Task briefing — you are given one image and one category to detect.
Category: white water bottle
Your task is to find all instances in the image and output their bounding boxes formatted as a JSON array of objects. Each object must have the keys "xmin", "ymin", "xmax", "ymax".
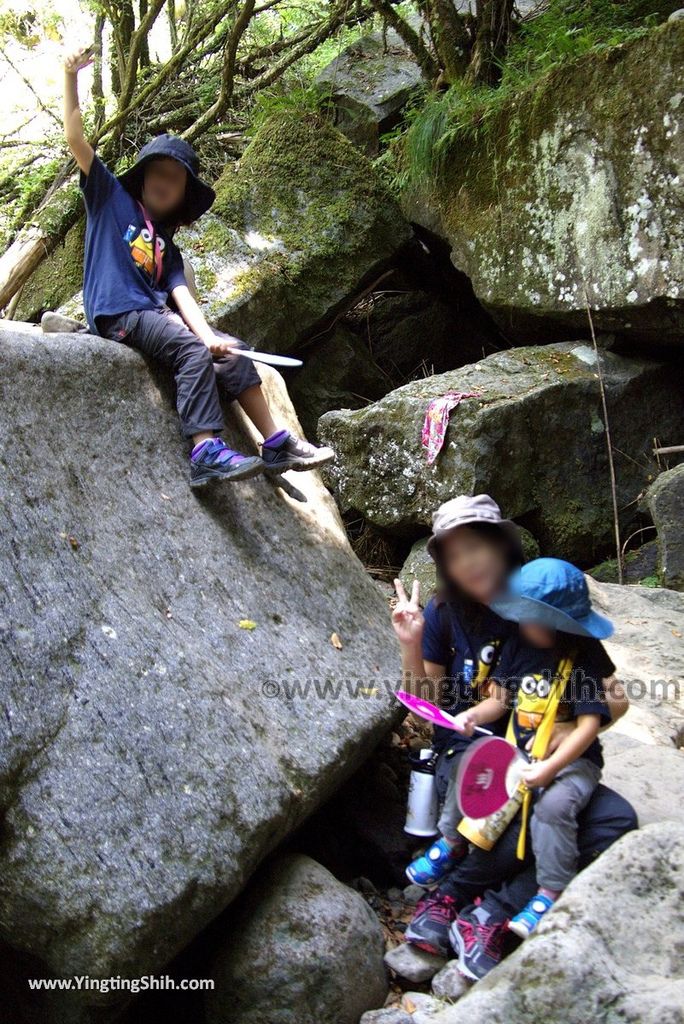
[{"xmin": 404, "ymin": 749, "xmax": 439, "ymax": 837}]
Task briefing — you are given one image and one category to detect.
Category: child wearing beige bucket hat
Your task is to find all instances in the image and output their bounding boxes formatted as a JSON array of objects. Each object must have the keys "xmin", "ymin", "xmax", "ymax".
[{"xmin": 394, "ymin": 495, "xmax": 524, "ymax": 891}]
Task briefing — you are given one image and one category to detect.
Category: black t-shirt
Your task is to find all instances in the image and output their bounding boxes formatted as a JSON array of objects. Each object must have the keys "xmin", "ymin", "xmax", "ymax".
[
  {"xmin": 493, "ymin": 634, "xmax": 615, "ymax": 768},
  {"xmin": 422, "ymin": 597, "xmax": 515, "ymax": 751}
]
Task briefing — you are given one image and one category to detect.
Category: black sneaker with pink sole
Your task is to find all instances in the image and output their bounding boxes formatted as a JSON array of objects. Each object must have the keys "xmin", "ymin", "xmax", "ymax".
[
  {"xmin": 449, "ymin": 906, "xmax": 507, "ymax": 980},
  {"xmin": 404, "ymin": 891, "xmax": 459, "ymax": 957}
]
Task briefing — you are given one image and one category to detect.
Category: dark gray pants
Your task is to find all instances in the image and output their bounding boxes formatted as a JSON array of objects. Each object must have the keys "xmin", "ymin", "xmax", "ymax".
[
  {"xmin": 100, "ymin": 307, "xmax": 261, "ymax": 438},
  {"xmin": 531, "ymin": 758, "xmax": 601, "ymax": 891}
]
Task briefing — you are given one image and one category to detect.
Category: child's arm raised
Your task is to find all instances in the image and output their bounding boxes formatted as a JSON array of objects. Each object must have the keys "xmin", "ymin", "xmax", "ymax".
[
  {"xmin": 171, "ymin": 284, "xmax": 241, "ymax": 358},
  {"xmin": 64, "ymin": 47, "xmax": 95, "ymax": 174},
  {"xmin": 521, "ymin": 713, "xmax": 601, "ymax": 789}
]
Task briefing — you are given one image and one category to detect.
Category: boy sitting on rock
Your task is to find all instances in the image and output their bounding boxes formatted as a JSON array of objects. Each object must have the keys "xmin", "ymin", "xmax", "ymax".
[{"xmin": 63, "ymin": 46, "xmax": 333, "ymax": 488}]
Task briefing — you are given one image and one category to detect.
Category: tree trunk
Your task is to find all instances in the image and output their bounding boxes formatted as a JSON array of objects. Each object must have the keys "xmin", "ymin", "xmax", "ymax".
[
  {"xmin": 139, "ymin": 0, "xmax": 151, "ymax": 67},
  {"xmin": 469, "ymin": 0, "xmax": 514, "ymax": 85},
  {"xmin": 92, "ymin": 14, "xmax": 106, "ymax": 126},
  {"xmin": 368, "ymin": 0, "xmax": 439, "ymax": 82},
  {"xmin": 0, "ymin": 190, "xmax": 82, "ymax": 313},
  {"xmin": 427, "ymin": 0, "xmax": 472, "ymax": 83}
]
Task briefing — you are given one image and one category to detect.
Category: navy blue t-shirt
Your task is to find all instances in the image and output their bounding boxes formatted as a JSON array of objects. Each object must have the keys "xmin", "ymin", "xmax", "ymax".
[
  {"xmin": 422, "ymin": 597, "xmax": 514, "ymax": 752},
  {"xmin": 80, "ymin": 156, "xmax": 187, "ymax": 333},
  {"xmin": 494, "ymin": 635, "xmax": 614, "ymax": 768}
]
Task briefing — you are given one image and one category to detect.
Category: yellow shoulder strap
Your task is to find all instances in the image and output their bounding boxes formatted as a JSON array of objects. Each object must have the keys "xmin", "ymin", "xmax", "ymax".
[{"xmin": 513, "ymin": 653, "xmax": 575, "ymax": 860}]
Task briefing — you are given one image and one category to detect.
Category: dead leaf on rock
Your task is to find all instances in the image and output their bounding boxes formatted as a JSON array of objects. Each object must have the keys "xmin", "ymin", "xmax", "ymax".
[{"xmin": 330, "ymin": 632, "xmax": 343, "ymax": 650}]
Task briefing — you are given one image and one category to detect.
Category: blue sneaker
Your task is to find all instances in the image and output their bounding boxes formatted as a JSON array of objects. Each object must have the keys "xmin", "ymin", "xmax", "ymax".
[
  {"xmin": 190, "ymin": 438, "xmax": 264, "ymax": 487},
  {"xmin": 261, "ymin": 430, "xmax": 335, "ymax": 474},
  {"xmin": 508, "ymin": 893, "xmax": 555, "ymax": 939},
  {"xmin": 406, "ymin": 837, "xmax": 466, "ymax": 887}
]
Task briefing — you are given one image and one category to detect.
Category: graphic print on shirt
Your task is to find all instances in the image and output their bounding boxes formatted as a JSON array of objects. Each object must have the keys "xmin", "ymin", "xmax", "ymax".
[
  {"xmin": 124, "ymin": 224, "xmax": 165, "ymax": 280},
  {"xmin": 473, "ymin": 639, "xmax": 501, "ymax": 692},
  {"xmin": 462, "ymin": 639, "xmax": 502, "ymax": 701},
  {"xmin": 514, "ymin": 673, "xmax": 553, "ymax": 731}
]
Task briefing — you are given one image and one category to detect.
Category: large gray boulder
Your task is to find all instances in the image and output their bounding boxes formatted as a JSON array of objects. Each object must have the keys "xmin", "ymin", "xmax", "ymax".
[
  {"xmin": 316, "ymin": 31, "xmax": 423, "ymax": 156},
  {"xmin": 428, "ymin": 822, "xmax": 684, "ymax": 1024},
  {"xmin": 318, "ymin": 342, "xmax": 684, "ymax": 563},
  {"xmin": 644, "ymin": 464, "xmax": 684, "ymax": 590},
  {"xmin": 403, "ymin": 21, "xmax": 684, "ymax": 346},
  {"xmin": 205, "ymin": 854, "xmax": 388, "ymax": 1024},
  {"xmin": 601, "ymin": 736, "xmax": 684, "ymax": 826},
  {"xmin": 0, "ymin": 324, "xmax": 398, "ymax": 1018},
  {"xmin": 588, "ymin": 578, "xmax": 684, "ymax": 747}
]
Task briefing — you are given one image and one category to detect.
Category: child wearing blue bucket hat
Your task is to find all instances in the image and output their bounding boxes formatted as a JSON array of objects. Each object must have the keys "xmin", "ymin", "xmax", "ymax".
[
  {"xmin": 63, "ymin": 47, "xmax": 333, "ymax": 487},
  {"xmin": 446, "ymin": 558, "xmax": 615, "ymax": 946}
]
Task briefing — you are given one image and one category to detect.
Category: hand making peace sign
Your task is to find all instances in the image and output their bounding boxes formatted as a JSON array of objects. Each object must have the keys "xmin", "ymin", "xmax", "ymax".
[{"xmin": 392, "ymin": 578, "xmax": 424, "ymax": 647}]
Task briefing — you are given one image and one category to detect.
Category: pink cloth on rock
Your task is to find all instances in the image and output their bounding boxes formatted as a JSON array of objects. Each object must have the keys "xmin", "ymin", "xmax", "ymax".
[{"xmin": 421, "ymin": 391, "xmax": 479, "ymax": 464}]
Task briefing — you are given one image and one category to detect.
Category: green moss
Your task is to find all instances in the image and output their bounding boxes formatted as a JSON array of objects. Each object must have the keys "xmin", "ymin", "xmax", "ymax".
[
  {"xmin": 397, "ymin": 2, "xmax": 678, "ymax": 190},
  {"xmin": 213, "ymin": 110, "xmax": 397, "ymax": 264},
  {"xmin": 639, "ymin": 574, "xmax": 663, "ymax": 588},
  {"xmin": 16, "ymin": 219, "xmax": 86, "ymax": 322},
  {"xmin": 590, "ymin": 547, "xmax": 662, "ymax": 585}
]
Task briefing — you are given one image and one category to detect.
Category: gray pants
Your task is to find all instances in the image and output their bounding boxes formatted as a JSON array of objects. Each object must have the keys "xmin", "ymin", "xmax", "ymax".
[
  {"xmin": 438, "ymin": 756, "xmax": 464, "ymax": 841},
  {"xmin": 531, "ymin": 758, "xmax": 601, "ymax": 891},
  {"xmin": 99, "ymin": 307, "xmax": 261, "ymax": 438}
]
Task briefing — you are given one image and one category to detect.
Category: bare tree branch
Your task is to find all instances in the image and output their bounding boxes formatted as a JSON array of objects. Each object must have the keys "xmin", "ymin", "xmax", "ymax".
[{"xmin": 183, "ymin": 0, "xmax": 256, "ymax": 140}]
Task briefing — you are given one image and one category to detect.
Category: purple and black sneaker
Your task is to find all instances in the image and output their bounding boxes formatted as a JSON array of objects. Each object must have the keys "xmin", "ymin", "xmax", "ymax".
[
  {"xmin": 190, "ymin": 437, "xmax": 264, "ymax": 487},
  {"xmin": 261, "ymin": 430, "xmax": 335, "ymax": 474}
]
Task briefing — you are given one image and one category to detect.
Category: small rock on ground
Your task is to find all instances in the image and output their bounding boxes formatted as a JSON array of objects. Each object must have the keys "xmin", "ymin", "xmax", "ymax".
[
  {"xmin": 402, "ymin": 992, "xmax": 448, "ymax": 1022},
  {"xmin": 431, "ymin": 960, "xmax": 472, "ymax": 1001},
  {"xmin": 360, "ymin": 1010, "xmax": 413, "ymax": 1024},
  {"xmin": 385, "ymin": 942, "xmax": 447, "ymax": 982}
]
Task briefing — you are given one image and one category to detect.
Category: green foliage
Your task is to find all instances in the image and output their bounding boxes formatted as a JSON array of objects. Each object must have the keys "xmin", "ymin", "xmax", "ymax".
[
  {"xmin": 396, "ymin": 0, "xmax": 669, "ymax": 188},
  {"xmin": 639, "ymin": 574, "xmax": 663, "ymax": 588},
  {"xmin": 249, "ymin": 87, "xmax": 326, "ymax": 134}
]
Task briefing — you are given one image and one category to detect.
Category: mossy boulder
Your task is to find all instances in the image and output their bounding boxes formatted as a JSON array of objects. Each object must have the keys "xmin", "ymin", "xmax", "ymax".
[
  {"xmin": 403, "ymin": 22, "xmax": 684, "ymax": 345},
  {"xmin": 178, "ymin": 110, "xmax": 412, "ymax": 351},
  {"xmin": 588, "ymin": 541, "xmax": 660, "ymax": 585},
  {"xmin": 318, "ymin": 342, "xmax": 684, "ymax": 564},
  {"xmin": 14, "ymin": 220, "xmax": 85, "ymax": 322},
  {"xmin": 315, "ymin": 30, "xmax": 423, "ymax": 156},
  {"xmin": 205, "ymin": 854, "xmax": 387, "ymax": 1024},
  {"xmin": 644, "ymin": 463, "xmax": 684, "ymax": 588}
]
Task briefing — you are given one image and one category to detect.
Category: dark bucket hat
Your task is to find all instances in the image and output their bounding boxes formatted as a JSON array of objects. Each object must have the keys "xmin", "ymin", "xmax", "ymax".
[
  {"xmin": 118, "ymin": 134, "xmax": 216, "ymax": 224},
  {"xmin": 490, "ymin": 558, "xmax": 614, "ymax": 639}
]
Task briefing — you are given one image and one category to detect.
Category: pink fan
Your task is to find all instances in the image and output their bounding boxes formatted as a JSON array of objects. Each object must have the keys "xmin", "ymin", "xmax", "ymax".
[
  {"xmin": 455, "ymin": 736, "xmax": 527, "ymax": 819},
  {"xmin": 394, "ymin": 690, "xmax": 493, "ymax": 736}
]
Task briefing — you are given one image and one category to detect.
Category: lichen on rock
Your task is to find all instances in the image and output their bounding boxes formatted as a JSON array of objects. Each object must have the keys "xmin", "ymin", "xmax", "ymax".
[
  {"xmin": 318, "ymin": 341, "xmax": 684, "ymax": 563},
  {"xmin": 403, "ymin": 21, "xmax": 684, "ymax": 345}
]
